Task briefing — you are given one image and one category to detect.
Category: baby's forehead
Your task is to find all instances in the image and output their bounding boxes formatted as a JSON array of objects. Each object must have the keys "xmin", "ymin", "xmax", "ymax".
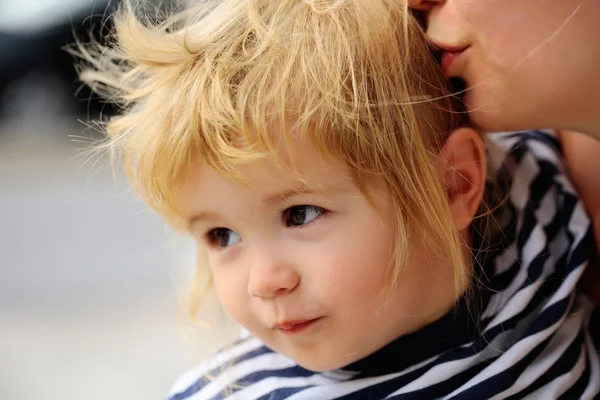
[
  {"xmin": 188, "ymin": 146, "xmax": 353, "ymax": 194},
  {"xmin": 191, "ymin": 126, "xmax": 347, "ymax": 177}
]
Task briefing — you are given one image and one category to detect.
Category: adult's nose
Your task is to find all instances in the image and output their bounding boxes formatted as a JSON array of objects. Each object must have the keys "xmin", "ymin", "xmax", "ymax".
[{"xmin": 407, "ymin": 0, "xmax": 445, "ymax": 11}]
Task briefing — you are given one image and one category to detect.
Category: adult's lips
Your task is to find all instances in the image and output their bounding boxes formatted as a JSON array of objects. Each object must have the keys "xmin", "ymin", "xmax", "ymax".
[{"xmin": 429, "ymin": 42, "xmax": 470, "ymax": 76}]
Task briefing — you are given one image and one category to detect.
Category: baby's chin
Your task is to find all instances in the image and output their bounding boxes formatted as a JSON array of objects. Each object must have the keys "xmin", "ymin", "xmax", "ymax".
[
  {"xmin": 260, "ymin": 335, "xmax": 379, "ymax": 373},
  {"xmin": 282, "ymin": 350, "xmax": 360, "ymax": 373}
]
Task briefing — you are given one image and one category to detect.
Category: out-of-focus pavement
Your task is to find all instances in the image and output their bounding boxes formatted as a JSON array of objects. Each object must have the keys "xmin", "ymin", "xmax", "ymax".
[{"xmin": 0, "ymin": 119, "xmax": 234, "ymax": 400}]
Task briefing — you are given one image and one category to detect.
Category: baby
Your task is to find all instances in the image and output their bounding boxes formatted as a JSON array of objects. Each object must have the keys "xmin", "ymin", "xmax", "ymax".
[{"xmin": 76, "ymin": 0, "xmax": 600, "ymax": 398}]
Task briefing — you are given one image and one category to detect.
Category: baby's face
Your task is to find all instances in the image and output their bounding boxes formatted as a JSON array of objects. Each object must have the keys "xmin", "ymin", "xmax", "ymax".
[{"xmin": 179, "ymin": 140, "xmax": 459, "ymax": 371}]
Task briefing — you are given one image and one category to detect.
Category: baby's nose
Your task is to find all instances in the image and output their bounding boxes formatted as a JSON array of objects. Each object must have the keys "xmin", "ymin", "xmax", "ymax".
[{"xmin": 247, "ymin": 254, "xmax": 300, "ymax": 299}]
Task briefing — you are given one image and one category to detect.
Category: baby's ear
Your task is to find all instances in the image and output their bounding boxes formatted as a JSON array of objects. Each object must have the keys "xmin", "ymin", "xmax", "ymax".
[{"xmin": 435, "ymin": 128, "xmax": 487, "ymax": 231}]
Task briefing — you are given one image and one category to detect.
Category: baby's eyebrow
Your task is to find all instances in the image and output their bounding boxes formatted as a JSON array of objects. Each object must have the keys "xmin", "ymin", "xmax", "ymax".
[
  {"xmin": 186, "ymin": 188, "xmax": 321, "ymax": 228},
  {"xmin": 262, "ymin": 186, "xmax": 321, "ymax": 205},
  {"xmin": 187, "ymin": 183, "xmax": 352, "ymax": 230},
  {"xmin": 187, "ymin": 211, "xmax": 222, "ymax": 230},
  {"xmin": 262, "ymin": 172, "xmax": 363, "ymax": 205}
]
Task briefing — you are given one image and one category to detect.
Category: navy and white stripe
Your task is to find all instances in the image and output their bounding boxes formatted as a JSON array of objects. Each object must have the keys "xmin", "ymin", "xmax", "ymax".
[{"xmin": 169, "ymin": 130, "xmax": 600, "ymax": 400}]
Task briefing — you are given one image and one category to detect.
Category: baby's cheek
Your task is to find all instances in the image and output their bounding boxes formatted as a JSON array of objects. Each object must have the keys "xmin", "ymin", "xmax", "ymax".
[
  {"xmin": 212, "ymin": 271, "xmax": 251, "ymax": 324},
  {"xmin": 318, "ymin": 248, "xmax": 390, "ymax": 303}
]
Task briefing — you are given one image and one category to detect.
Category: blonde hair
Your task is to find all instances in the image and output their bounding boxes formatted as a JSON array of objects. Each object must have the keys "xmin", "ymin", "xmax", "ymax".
[{"xmin": 75, "ymin": 0, "xmax": 470, "ymax": 314}]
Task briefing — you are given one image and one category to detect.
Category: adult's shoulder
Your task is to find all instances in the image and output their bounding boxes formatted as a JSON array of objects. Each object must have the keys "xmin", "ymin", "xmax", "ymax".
[{"xmin": 557, "ymin": 130, "xmax": 600, "ymax": 304}]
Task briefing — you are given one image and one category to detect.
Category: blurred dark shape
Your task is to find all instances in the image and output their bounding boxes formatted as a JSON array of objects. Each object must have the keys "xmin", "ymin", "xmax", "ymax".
[{"xmin": 0, "ymin": 0, "xmax": 120, "ymax": 121}]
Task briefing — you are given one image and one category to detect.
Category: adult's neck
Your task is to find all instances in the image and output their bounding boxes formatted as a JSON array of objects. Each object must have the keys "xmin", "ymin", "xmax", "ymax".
[
  {"xmin": 562, "ymin": 79, "xmax": 600, "ymax": 141},
  {"xmin": 561, "ymin": 10, "xmax": 600, "ymax": 141}
]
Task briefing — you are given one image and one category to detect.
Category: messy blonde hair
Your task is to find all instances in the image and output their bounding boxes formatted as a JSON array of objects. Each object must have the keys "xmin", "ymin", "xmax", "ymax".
[{"xmin": 76, "ymin": 0, "xmax": 470, "ymax": 313}]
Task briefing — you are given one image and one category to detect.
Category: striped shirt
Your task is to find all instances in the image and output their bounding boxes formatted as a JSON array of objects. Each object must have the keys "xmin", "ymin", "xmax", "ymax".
[{"xmin": 169, "ymin": 130, "xmax": 600, "ymax": 400}]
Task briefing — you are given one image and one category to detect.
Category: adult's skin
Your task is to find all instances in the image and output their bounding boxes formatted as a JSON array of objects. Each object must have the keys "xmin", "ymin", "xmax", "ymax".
[
  {"xmin": 409, "ymin": 0, "xmax": 600, "ymax": 302},
  {"xmin": 408, "ymin": 0, "xmax": 600, "ymax": 138}
]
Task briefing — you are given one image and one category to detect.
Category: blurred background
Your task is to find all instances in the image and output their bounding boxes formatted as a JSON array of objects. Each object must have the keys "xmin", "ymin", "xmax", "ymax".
[{"xmin": 0, "ymin": 1, "xmax": 237, "ymax": 399}]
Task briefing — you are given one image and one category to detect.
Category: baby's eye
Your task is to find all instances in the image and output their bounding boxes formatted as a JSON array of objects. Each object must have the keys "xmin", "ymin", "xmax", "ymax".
[
  {"xmin": 282, "ymin": 205, "xmax": 326, "ymax": 227},
  {"xmin": 206, "ymin": 228, "xmax": 241, "ymax": 248}
]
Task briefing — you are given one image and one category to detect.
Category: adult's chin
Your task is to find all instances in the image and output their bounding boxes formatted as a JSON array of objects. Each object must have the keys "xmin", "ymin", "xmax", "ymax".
[{"xmin": 463, "ymin": 84, "xmax": 544, "ymax": 133}]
